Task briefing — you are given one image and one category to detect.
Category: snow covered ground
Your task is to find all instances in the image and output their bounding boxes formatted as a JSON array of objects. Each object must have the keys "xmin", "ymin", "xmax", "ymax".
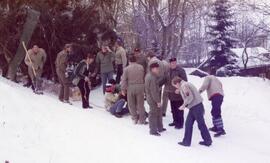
[{"xmin": 0, "ymin": 75, "xmax": 270, "ymax": 163}]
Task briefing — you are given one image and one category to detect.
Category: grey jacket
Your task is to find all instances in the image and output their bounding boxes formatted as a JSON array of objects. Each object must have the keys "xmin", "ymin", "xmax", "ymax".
[
  {"xmin": 165, "ymin": 65, "xmax": 188, "ymax": 101},
  {"xmin": 145, "ymin": 73, "xmax": 161, "ymax": 105},
  {"xmin": 199, "ymin": 75, "xmax": 224, "ymax": 100},
  {"xmin": 96, "ymin": 51, "xmax": 115, "ymax": 73},
  {"xmin": 179, "ymin": 81, "xmax": 203, "ymax": 109}
]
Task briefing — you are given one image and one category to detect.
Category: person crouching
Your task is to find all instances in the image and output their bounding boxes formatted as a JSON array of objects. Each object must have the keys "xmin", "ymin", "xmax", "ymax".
[
  {"xmin": 172, "ymin": 76, "xmax": 212, "ymax": 147},
  {"xmin": 105, "ymin": 79, "xmax": 129, "ymax": 118}
]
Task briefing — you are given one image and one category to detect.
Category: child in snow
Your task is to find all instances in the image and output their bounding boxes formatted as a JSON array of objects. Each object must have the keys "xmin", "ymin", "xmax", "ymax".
[
  {"xmin": 172, "ymin": 76, "xmax": 212, "ymax": 147},
  {"xmin": 105, "ymin": 79, "xmax": 129, "ymax": 118},
  {"xmin": 199, "ymin": 69, "xmax": 226, "ymax": 137}
]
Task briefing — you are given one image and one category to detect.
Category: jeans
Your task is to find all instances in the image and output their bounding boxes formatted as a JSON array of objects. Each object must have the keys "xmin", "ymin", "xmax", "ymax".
[
  {"xmin": 101, "ymin": 71, "xmax": 114, "ymax": 94},
  {"xmin": 170, "ymin": 100, "xmax": 184, "ymax": 127},
  {"xmin": 109, "ymin": 99, "xmax": 126, "ymax": 114},
  {"xmin": 182, "ymin": 103, "xmax": 212, "ymax": 145}
]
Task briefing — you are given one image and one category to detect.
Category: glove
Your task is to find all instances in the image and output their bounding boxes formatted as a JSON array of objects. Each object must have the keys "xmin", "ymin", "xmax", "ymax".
[{"xmin": 179, "ymin": 105, "xmax": 185, "ymax": 110}]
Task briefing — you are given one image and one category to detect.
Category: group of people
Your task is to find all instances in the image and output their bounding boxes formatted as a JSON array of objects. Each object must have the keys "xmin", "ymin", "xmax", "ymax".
[{"xmin": 24, "ymin": 40, "xmax": 226, "ymax": 147}]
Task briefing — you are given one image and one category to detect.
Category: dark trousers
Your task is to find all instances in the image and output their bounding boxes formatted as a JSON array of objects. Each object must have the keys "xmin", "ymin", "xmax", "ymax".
[
  {"xmin": 182, "ymin": 103, "xmax": 212, "ymax": 145},
  {"xmin": 211, "ymin": 95, "xmax": 224, "ymax": 130},
  {"xmin": 170, "ymin": 100, "xmax": 184, "ymax": 128},
  {"xmin": 116, "ymin": 64, "xmax": 123, "ymax": 84},
  {"xmin": 211, "ymin": 95, "xmax": 223, "ymax": 119},
  {"xmin": 78, "ymin": 79, "xmax": 90, "ymax": 108}
]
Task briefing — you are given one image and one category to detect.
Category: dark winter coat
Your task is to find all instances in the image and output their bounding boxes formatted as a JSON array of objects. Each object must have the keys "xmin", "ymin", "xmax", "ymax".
[
  {"xmin": 165, "ymin": 65, "xmax": 188, "ymax": 102},
  {"xmin": 73, "ymin": 60, "xmax": 95, "ymax": 85}
]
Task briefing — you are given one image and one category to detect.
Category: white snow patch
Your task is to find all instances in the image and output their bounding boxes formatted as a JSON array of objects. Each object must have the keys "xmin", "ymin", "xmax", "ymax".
[{"xmin": 0, "ymin": 76, "xmax": 270, "ymax": 163}]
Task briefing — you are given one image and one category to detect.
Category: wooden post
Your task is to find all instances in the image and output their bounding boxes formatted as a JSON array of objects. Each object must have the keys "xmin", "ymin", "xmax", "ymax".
[{"xmin": 7, "ymin": 9, "xmax": 40, "ymax": 81}]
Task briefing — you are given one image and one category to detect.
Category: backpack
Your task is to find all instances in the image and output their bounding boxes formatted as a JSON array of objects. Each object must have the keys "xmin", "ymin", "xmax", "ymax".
[{"xmin": 65, "ymin": 62, "xmax": 80, "ymax": 86}]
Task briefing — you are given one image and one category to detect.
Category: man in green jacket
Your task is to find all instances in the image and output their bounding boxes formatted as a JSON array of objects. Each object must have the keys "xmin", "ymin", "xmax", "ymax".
[
  {"xmin": 96, "ymin": 44, "xmax": 115, "ymax": 94},
  {"xmin": 55, "ymin": 44, "xmax": 72, "ymax": 104},
  {"xmin": 145, "ymin": 62, "xmax": 166, "ymax": 136}
]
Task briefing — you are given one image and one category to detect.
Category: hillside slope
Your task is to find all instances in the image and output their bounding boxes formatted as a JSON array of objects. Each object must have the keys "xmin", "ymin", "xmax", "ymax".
[{"xmin": 0, "ymin": 76, "xmax": 270, "ymax": 163}]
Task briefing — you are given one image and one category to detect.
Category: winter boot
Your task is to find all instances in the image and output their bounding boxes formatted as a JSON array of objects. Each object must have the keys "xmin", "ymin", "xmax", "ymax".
[
  {"xmin": 63, "ymin": 100, "xmax": 72, "ymax": 105},
  {"xmin": 209, "ymin": 126, "xmax": 218, "ymax": 133},
  {"xmin": 114, "ymin": 113, "xmax": 123, "ymax": 118},
  {"xmin": 150, "ymin": 132, "xmax": 161, "ymax": 136},
  {"xmin": 214, "ymin": 129, "xmax": 226, "ymax": 137},
  {"xmin": 213, "ymin": 117, "xmax": 225, "ymax": 133},
  {"xmin": 199, "ymin": 141, "xmax": 212, "ymax": 147},
  {"xmin": 158, "ymin": 128, "xmax": 167, "ymax": 133},
  {"xmin": 178, "ymin": 142, "xmax": 190, "ymax": 147},
  {"xmin": 169, "ymin": 122, "xmax": 176, "ymax": 127}
]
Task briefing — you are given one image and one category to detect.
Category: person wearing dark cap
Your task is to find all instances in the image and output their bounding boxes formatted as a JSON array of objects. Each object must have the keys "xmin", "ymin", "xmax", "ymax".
[
  {"xmin": 145, "ymin": 62, "xmax": 166, "ymax": 136},
  {"xmin": 96, "ymin": 44, "xmax": 115, "ymax": 94},
  {"xmin": 121, "ymin": 55, "xmax": 146, "ymax": 124},
  {"xmin": 114, "ymin": 39, "xmax": 127, "ymax": 84},
  {"xmin": 165, "ymin": 57, "xmax": 187, "ymax": 129},
  {"xmin": 134, "ymin": 48, "xmax": 148, "ymax": 72}
]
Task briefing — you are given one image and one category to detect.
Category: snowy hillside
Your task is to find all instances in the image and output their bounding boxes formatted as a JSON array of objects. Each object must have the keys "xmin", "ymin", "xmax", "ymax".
[{"xmin": 0, "ymin": 76, "xmax": 270, "ymax": 163}]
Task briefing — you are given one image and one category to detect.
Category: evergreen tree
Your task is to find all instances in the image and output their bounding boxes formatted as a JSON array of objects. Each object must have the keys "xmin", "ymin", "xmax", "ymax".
[{"xmin": 207, "ymin": 0, "xmax": 236, "ymax": 69}]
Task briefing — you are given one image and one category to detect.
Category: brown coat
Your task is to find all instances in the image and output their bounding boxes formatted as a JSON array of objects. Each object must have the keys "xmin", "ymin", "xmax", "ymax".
[
  {"xmin": 121, "ymin": 63, "xmax": 145, "ymax": 91},
  {"xmin": 24, "ymin": 48, "xmax": 47, "ymax": 70},
  {"xmin": 55, "ymin": 50, "xmax": 68, "ymax": 73},
  {"xmin": 115, "ymin": 46, "xmax": 127, "ymax": 67}
]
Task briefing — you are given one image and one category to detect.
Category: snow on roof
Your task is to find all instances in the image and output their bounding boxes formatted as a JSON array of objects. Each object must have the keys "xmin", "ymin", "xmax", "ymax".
[
  {"xmin": 230, "ymin": 47, "xmax": 270, "ymax": 68},
  {"xmin": 185, "ymin": 68, "xmax": 209, "ymax": 76}
]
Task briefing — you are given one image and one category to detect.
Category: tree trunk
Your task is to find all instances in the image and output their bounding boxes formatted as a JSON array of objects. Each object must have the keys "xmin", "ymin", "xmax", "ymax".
[{"xmin": 7, "ymin": 9, "xmax": 40, "ymax": 81}]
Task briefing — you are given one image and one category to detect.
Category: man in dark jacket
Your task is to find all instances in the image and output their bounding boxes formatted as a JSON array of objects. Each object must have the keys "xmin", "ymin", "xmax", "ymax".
[
  {"xmin": 73, "ymin": 54, "xmax": 96, "ymax": 109},
  {"xmin": 96, "ymin": 44, "xmax": 115, "ymax": 94},
  {"xmin": 145, "ymin": 63, "xmax": 166, "ymax": 136},
  {"xmin": 165, "ymin": 58, "xmax": 187, "ymax": 129}
]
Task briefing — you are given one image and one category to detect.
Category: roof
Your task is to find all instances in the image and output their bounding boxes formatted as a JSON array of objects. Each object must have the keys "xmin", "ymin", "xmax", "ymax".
[
  {"xmin": 230, "ymin": 47, "xmax": 270, "ymax": 69},
  {"xmin": 186, "ymin": 68, "xmax": 209, "ymax": 77}
]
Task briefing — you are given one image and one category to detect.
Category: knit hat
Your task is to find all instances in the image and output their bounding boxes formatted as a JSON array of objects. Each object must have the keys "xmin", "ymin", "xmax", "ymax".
[
  {"xmin": 149, "ymin": 62, "xmax": 159, "ymax": 69},
  {"xmin": 169, "ymin": 57, "xmax": 177, "ymax": 63}
]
